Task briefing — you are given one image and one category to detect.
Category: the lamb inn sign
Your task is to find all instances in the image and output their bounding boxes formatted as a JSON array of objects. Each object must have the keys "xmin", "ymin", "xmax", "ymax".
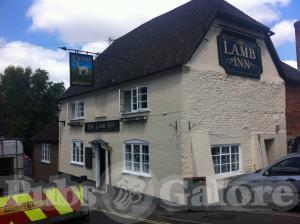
[{"xmin": 217, "ymin": 30, "xmax": 263, "ymax": 79}]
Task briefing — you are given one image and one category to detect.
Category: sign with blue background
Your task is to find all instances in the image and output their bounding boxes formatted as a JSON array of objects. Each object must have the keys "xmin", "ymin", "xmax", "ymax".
[
  {"xmin": 217, "ymin": 30, "xmax": 263, "ymax": 79},
  {"xmin": 70, "ymin": 53, "xmax": 94, "ymax": 86}
]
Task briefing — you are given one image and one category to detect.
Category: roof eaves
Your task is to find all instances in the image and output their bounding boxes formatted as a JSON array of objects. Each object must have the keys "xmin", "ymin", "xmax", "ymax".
[{"xmin": 58, "ymin": 64, "xmax": 185, "ymax": 102}]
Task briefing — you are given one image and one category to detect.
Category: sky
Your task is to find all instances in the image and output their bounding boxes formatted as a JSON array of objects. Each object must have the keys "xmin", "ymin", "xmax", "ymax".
[{"xmin": 0, "ymin": 0, "xmax": 299, "ymax": 87}]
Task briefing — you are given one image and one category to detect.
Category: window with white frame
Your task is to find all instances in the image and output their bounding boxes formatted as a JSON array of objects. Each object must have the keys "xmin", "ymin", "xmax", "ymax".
[
  {"xmin": 72, "ymin": 140, "xmax": 84, "ymax": 165},
  {"xmin": 69, "ymin": 101, "xmax": 84, "ymax": 120},
  {"xmin": 124, "ymin": 140, "xmax": 149, "ymax": 175},
  {"xmin": 211, "ymin": 145, "xmax": 240, "ymax": 174},
  {"xmin": 120, "ymin": 86, "xmax": 148, "ymax": 113},
  {"xmin": 41, "ymin": 144, "xmax": 50, "ymax": 163}
]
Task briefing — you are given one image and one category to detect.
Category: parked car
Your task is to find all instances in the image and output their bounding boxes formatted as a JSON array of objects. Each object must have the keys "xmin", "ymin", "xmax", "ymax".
[{"xmin": 226, "ymin": 153, "xmax": 300, "ymax": 210}]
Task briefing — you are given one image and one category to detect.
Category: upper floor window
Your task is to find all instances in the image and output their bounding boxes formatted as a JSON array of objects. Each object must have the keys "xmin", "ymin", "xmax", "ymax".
[
  {"xmin": 123, "ymin": 140, "xmax": 150, "ymax": 176},
  {"xmin": 41, "ymin": 143, "xmax": 50, "ymax": 163},
  {"xmin": 120, "ymin": 86, "xmax": 148, "ymax": 113},
  {"xmin": 211, "ymin": 145, "xmax": 240, "ymax": 174},
  {"xmin": 71, "ymin": 140, "xmax": 84, "ymax": 165},
  {"xmin": 69, "ymin": 101, "xmax": 84, "ymax": 120}
]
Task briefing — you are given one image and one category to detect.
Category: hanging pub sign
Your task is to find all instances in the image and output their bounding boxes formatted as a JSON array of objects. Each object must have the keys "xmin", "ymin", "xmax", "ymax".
[
  {"xmin": 85, "ymin": 120, "xmax": 120, "ymax": 132},
  {"xmin": 217, "ymin": 30, "xmax": 263, "ymax": 79},
  {"xmin": 69, "ymin": 52, "xmax": 94, "ymax": 86}
]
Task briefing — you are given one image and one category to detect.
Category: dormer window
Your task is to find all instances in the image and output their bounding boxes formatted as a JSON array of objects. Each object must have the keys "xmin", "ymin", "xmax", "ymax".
[
  {"xmin": 120, "ymin": 86, "xmax": 148, "ymax": 113},
  {"xmin": 69, "ymin": 101, "xmax": 84, "ymax": 120}
]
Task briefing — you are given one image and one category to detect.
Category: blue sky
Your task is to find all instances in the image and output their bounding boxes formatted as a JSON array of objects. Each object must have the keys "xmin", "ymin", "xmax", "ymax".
[{"xmin": 0, "ymin": 0, "xmax": 299, "ymax": 86}]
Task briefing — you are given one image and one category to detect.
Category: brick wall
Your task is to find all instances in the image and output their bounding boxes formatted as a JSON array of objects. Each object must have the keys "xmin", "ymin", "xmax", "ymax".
[
  {"xmin": 32, "ymin": 143, "xmax": 59, "ymax": 181},
  {"xmin": 295, "ymin": 21, "xmax": 300, "ymax": 69},
  {"xmin": 286, "ymin": 85, "xmax": 300, "ymax": 138}
]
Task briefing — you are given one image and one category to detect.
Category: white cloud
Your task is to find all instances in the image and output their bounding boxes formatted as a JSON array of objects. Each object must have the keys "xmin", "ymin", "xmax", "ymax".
[
  {"xmin": 26, "ymin": 0, "xmax": 294, "ymax": 51},
  {"xmin": 271, "ymin": 19, "xmax": 296, "ymax": 47},
  {"xmin": 283, "ymin": 60, "xmax": 297, "ymax": 69},
  {"xmin": 27, "ymin": 0, "xmax": 190, "ymax": 43},
  {"xmin": 227, "ymin": 0, "xmax": 290, "ymax": 24},
  {"xmin": 81, "ymin": 41, "xmax": 109, "ymax": 53},
  {"xmin": 0, "ymin": 39, "xmax": 69, "ymax": 86}
]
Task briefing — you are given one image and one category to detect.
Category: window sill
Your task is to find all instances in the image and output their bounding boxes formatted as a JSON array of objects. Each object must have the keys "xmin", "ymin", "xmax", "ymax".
[
  {"xmin": 120, "ymin": 110, "xmax": 150, "ymax": 122},
  {"xmin": 122, "ymin": 170, "xmax": 151, "ymax": 178},
  {"xmin": 214, "ymin": 170, "xmax": 243, "ymax": 179},
  {"xmin": 70, "ymin": 161, "xmax": 84, "ymax": 166},
  {"xmin": 121, "ymin": 109, "xmax": 151, "ymax": 116},
  {"xmin": 69, "ymin": 118, "xmax": 85, "ymax": 121},
  {"xmin": 41, "ymin": 160, "xmax": 50, "ymax": 164}
]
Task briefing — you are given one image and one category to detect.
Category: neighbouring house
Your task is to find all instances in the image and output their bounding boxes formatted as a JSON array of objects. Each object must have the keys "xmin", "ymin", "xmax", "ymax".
[
  {"xmin": 0, "ymin": 138, "xmax": 24, "ymax": 195},
  {"xmin": 58, "ymin": 0, "xmax": 288, "ymax": 206},
  {"xmin": 281, "ymin": 20, "xmax": 300, "ymax": 153},
  {"xmin": 281, "ymin": 62, "xmax": 300, "ymax": 153},
  {"xmin": 30, "ymin": 121, "xmax": 59, "ymax": 181}
]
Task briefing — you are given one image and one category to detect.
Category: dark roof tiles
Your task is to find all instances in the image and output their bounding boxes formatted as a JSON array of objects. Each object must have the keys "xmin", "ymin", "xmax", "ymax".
[
  {"xmin": 60, "ymin": 0, "xmax": 271, "ymax": 100},
  {"xmin": 281, "ymin": 62, "xmax": 300, "ymax": 85},
  {"xmin": 30, "ymin": 121, "xmax": 59, "ymax": 143}
]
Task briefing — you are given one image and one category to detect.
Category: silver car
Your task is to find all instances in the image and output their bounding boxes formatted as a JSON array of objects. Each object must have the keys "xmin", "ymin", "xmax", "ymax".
[{"xmin": 226, "ymin": 153, "xmax": 300, "ymax": 210}]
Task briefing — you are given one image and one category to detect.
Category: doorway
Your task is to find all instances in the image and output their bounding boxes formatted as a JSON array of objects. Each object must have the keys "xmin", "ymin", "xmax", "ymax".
[
  {"xmin": 91, "ymin": 139, "xmax": 111, "ymax": 191},
  {"xmin": 264, "ymin": 139, "xmax": 275, "ymax": 164}
]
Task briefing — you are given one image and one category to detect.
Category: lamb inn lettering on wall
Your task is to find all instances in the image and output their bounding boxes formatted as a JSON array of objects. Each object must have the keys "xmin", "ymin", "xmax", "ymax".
[{"xmin": 217, "ymin": 30, "xmax": 263, "ymax": 79}]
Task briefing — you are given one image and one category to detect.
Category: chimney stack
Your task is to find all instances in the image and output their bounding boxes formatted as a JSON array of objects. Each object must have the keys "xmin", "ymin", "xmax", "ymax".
[{"xmin": 295, "ymin": 20, "xmax": 300, "ymax": 70}]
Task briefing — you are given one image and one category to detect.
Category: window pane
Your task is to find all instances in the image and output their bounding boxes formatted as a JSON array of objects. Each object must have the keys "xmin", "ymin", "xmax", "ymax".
[
  {"xmin": 221, "ymin": 164, "xmax": 230, "ymax": 173},
  {"xmin": 134, "ymin": 163, "xmax": 140, "ymax": 171},
  {"xmin": 134, "ymin": 154, "xmax": 140, "ymax": 162},
  {"xmin": 142, "ymin": 145, "xmax": 149, "ymax": 154},
  {"xmin": 143, "ymin": 164, "xmax": 149, "ymax": 173},
  {"xmin": 132, "ymin": 89, "xmax": 137, "ymax": 97},
  {"xmin": 126, "ymin": 153, "xmax": 132, "ymax": 161},
  {"xmin": 134, "ymin": 145, "xmax": 140, "ymax": 153},
  {"xmin": 126, "ymin": 144, "xmax": 131, "ymax": 153},
  {"xmin": 138, "ymin": 87, "xmax": 147, "ymax": 94},
  {"xmin": 211, "ymin": 147, "xmax": 220, "ymax": 155},
  {"xmin": 126, "ymin": 162, "xmax": 132, "ymax": 170},
  {"xmin": 214, "ymin": 165, "xmax": 220, "ymax": 174},
  {"xmin": 222, "ymin": 147, "xmax": 229, "ymax": 154},
  {"xmin": 124, "ymin": 91, "xmax": 132, "ymax": 112},
  {"xmin": 212, "ymin": 156, "xmax": 220, "ymax": 165},
  {"xmin": 139, "ymin": 94, "xmax": 147, "ymax": 101},
  {"xmin": 232, "ymin": 163, "xmax": 239, "ymax": 171},
  {"xmin": 139, "ymin": 102, "xmax": 148, "ymax": 109},
  {"xmin": 221, "ymin": 155, "xmax": 230, "ymax": 163},
  {"xmin": 132, "ymin": 103, "xmax": 137, "ymax": 110},
  {"xmin": 231, "ymin": 154, "xmax": 239, "ymax": 163},
  {"xmin": 231, "ymin": 145, "xmax": 239, "ymax": 153},
  {"xmin": 143, "ymin": 154, "xmax": 149, "ymax": 163}
]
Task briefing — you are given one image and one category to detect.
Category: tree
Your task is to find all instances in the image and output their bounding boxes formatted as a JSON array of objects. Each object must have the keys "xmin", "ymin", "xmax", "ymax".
[{"xmin": 0, "ymin": 65, "xmax": 65, "ymax": 155}]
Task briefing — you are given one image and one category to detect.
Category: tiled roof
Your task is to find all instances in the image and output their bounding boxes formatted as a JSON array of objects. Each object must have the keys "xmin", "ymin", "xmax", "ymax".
[
  {"xmin": 30, "ymin": 121, "xmax": 58, "ymax": 143},
  {"xmin": 281, "ymin": 62, "xmax": 300, "ymax": 85},
  {"xmin": 60, "ymin": 0, "xmax": 271, "ymax": 100}
]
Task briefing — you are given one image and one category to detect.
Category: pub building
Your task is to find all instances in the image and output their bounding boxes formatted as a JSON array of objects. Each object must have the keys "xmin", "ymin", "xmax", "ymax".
[{"xmin": 58, "ymin": 0, "xmax": 289, "ymax": 206}]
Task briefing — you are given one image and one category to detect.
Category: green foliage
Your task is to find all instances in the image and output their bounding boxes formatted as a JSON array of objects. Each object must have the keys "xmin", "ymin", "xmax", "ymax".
[{"xmin": 0, "ymin": 65, "xmax": 65, "ymax": 154}]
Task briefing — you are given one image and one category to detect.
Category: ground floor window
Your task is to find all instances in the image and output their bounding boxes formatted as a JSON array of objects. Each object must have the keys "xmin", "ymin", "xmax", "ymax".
[
  {"xmin": 124, "ymin": 140, "xmax": 149, "ymax": 175},
  {"xmin": 72, "ymin": 140, "xmax": 84, "ymax": 165},
  {"xmin": 211, "ymin": 144, "xmax": 239, "ymax": 174},
  {"xmin": 41, "ymin": 143, "xmax": 50, "ymax": 163}
]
